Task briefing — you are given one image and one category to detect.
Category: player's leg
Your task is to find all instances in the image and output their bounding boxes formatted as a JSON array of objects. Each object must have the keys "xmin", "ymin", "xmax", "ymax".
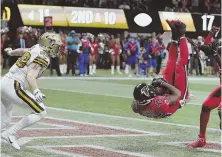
[
  {"xmin": 188, "ymin": 85, "xmax": 221, "ymax": 148},
  {"xmin": 1, "ymin": 100, "xmax": 13, "ymax": 132},
  {"xmin": 163, "ymin": 42, "xmax": 177, "ymax": 85},
  {"xmin": 1, "ymin": 79, "xmax": 47, "ymax": 149},
  {"xmin": 174, "ymin": 37, "xmax": 189, "ymax": 105}
]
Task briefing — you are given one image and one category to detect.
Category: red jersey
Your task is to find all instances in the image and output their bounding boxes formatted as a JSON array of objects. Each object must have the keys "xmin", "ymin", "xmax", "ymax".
[
  {"xmin": 138, "ymin": 96, "xmax": 180, "ymax": 118},
  {"xmin": 91, "ymin": 41, "xmax": 99, "ymax": 56},
  {"xmin": 111, "ymin": 42, "xmax": 121, "ymax": 56}
]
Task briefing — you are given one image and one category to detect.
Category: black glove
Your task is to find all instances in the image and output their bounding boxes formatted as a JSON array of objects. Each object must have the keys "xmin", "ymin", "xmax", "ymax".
[
  {"xmin": 166, "ymin": 20, "xmax": 178, "ymax": 41},
  {"xmin": 174, "ymin": 20, "xmax": 186, "ymax": 39}
]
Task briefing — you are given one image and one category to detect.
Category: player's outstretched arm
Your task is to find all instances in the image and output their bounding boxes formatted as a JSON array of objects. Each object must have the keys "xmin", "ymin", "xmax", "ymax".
[
  {"xmin": 158, "ymin": 81, "xmax": 181, "ymax": 106},
  {"xmin": 5, "ymin": 48, "xmax": 30, "ymax": 56},
  {"xmin": 27, "ymin": 63, "xmax": 46, "ymax": 103}
]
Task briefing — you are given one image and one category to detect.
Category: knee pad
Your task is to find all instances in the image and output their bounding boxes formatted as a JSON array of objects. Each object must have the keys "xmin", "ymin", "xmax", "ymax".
[{"xmin": 202, "ymin": 105, "xmax": 211, "ymax": 112}]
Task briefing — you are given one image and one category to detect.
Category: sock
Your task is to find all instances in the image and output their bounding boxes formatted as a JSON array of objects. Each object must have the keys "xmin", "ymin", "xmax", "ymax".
[
  {"xmin": 128, "ymin": 66, "xmax": 131, "ymax": 74},
  {"xmin": 63, "ymin": 64, "xmax": 67, "ymax": 74},
  {"xmin": 92, "ymin": 64, "xmax": 96, "ymax": 73},
  {"xmin": 7, "ymin": 111, "xmax": 46, "ymax": 136},
  {"xmin": 111, "ymin": 65, "xmax": 114, "ymax": 74},
  {"xmin": 59, "ymin": 65, "xmax": 63, "ymax": 74},
  {"xmin": 199, "ymin": 108, "xmax": 210, "ymax": 138},
  {"xmin": 117, "ymin": 65, "xmax": 121, "ymax": 73},
  {"xmin": 89, "ymin": 65, "xmax": 93, "ymax": 74},
  {"xmin": 125, "ymin": 65, "xmax": 129, "ymax": 74},
  {"xmin": 179, "ymin": 37, "xmax": 189, "ymax": 65}
]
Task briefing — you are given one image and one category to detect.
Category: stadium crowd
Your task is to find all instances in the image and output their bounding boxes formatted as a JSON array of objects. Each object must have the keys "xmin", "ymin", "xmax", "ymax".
[
  {"xmin": 8, "ymin": 0, "xmax": 220, "ymax": 13},
  {"xmin": 1, "ymin": 26, "xmax": 220, "ymax": 77}
]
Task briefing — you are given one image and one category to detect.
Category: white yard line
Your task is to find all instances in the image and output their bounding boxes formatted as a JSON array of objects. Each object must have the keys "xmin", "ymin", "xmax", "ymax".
[
  {"xmin": 41, "ymin": 87, "xmax": 204, "ymax": 106},
  {"xmin": 45, "ymin": 116, "xmax": 166, "ymax": 136},
  {"xmin": 18, "ymin": 134, "xmax": 157, "ymax": 147},
  {"xmin": 28, "ymin": 145, "xmax": 153, "ymax": 157},
  {"xmin": 27, "ymin": 145, "xmax": 87, "ymax": 157},
  {"xmin": 42, "ymin": 87, "xmax": 132, "ymax": 99},
  {"xmin": 47, "ymin": 107, "xmax": 220, "ymax": 132},
  {"xmin": 40, "ymin": 76, "xmax": 219, "ymax": 82}
]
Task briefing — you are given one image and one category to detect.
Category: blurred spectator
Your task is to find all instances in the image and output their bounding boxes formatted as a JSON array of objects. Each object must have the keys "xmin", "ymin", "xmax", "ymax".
[
  {"xmin": 138, "ymin": 47, "xmax": 149, "ymax": 76},
  {"xmin": 189, "ymin": 44, "xmax": 199, "ymax": 76},
  {"xmin": 79, "ymin": 33, "xmax": 93, "ymax": 76},
  {"xmin": 197, "ymin": 36, "xmax": 204, "ymax": 75},
  {"xmin": 66, "ymin": 30, "xmax": 80, "ymax": 76},
  {"xmin": 174, "ymin": 0, "xmax": 189, "ymax": 12},
  {"xmin": 203, "ymin": 0, "xmax": 211, "ymax": 13},
  {"xmin": 15, "ymin": 33, "xmax": 26, "ymax": 49},
  {"xmin": 97, "ymin": 38, "xmax": 105, "ymax": 69},
  {"xmin": 147, "ymin": 37, "xmax": 159, "ymax": 77},
  {"xmin": 119, "ymin": 1, "xmax": 130, "ymax": 9},
  {"xmin": 156, "ymin": 36, "xmax": 166, "ymax": 75},
  {"xmin": 1, "ymin": 33, "xmax": 13, "ymax": 68},
  {"xmin": 89, "ymin": 36, "xmax": 99, "ymax": 75},
  {"xmin": 110, "ymin": 37, "xmax": 122, "ymax": 74},
  {"xmin": 124, "ymin": 35, "xmax": 140, "ymax": 77},
  {"xmin": 50, "ymin": 56, "xmax": 62, "ymax": 76},
  {"xmin": 211, "ymin": 0, "xmax": 220, "ymax": 13},
  {"xmin": 59, "ymin": 31, "xmax": 67, "ymax": 75},
  {"xmin": 42, "ymin": 0, "xmax": 53, "ymax": 5},
  {"xmin": 191, "ymin": 0, "xmax": 199, "ymax": 12}
]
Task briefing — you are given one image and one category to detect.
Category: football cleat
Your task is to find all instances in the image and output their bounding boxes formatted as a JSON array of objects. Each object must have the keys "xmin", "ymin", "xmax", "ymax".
[
  {"xmin": 1, "ymin": 131, "xmax": 20, "ymax": 150},
  {"xmin": 187, "ymin": 135, "xmax": 206, "ymax": 148}
]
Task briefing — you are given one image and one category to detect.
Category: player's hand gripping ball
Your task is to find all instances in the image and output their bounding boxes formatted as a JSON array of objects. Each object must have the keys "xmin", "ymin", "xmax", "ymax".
[{"xmin": 151, "ymin": 78, "xmax": 167, "ymax": 95}]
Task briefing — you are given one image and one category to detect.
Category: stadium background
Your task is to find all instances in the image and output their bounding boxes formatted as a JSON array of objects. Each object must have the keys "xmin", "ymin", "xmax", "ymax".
[{"xmin": 1, "ymin": 0, "xmax": 221, "ymax": 157}]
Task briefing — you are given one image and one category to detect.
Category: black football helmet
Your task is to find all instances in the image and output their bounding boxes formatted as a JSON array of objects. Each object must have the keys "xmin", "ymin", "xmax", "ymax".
[{"xmin": 133, "ymin": 83, "xmax": 156, "ymax": 105}]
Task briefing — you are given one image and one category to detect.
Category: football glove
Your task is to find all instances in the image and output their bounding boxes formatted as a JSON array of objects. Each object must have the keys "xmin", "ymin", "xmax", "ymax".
[
  {"xmin": 166, "ymin": 20, "xmax": 178, "ymax": 41},
  {"xmin": 33, "ymin": 89, "xmax": 46, "ymax": 103},
  {"xmin": 151, "ymin": 78, "xmax": 167, "ymax": 87},
  {"xmin": 174, "ymin": 20, "xmax": 186, "ymax": 39},
  {"xmin": 4, "ymin": 48, "xmax": 13, "ymax": 56}
]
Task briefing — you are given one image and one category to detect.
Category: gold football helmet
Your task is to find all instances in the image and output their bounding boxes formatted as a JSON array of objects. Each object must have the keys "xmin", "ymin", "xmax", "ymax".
[{"xmin": 38, "ymin": 32, "xmax": 64, "ymax": 58}]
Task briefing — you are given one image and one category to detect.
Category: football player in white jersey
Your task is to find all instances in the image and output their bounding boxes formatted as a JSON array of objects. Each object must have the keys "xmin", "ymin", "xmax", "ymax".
[{"xmin": 1, "ymin": 32, "xmax": 63, "ymax": 150}]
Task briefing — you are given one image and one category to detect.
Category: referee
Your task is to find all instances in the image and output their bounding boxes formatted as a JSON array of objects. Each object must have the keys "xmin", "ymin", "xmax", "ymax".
[{"xmin": 66, "ymin": 30, "xmax": 80, "ymax": 76}]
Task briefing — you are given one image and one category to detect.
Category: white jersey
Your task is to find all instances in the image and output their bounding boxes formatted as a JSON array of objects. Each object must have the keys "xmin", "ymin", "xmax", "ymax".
[{"xmin": 5, "ymin": 44, "xmax": 50, "ymax": 89}]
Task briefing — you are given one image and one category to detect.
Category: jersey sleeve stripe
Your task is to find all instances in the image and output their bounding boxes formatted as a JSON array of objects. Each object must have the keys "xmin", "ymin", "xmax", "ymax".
[
  {"xmin": 14, "ymin": 81, "xmax": 44, "ymax": 113},
  {"xmin": 33, "ymin": 57, "xmax": 48, "ymax": 67}
]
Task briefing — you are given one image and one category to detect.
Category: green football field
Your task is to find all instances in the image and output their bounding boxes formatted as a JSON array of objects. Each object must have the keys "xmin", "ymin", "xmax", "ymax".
[{"xmin": 1, "ymin": 71, "xmax": 221, "ymax": 157}]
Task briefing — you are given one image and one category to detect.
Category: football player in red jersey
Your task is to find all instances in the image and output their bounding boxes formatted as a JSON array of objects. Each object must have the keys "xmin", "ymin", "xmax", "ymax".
[
  {"xmin": 187, "ymin": 26, "xmax": 221, "ymax": 148},
  {"xmin": 131, "ymin": 20, "xmax": 189, "ymax": 118}
]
